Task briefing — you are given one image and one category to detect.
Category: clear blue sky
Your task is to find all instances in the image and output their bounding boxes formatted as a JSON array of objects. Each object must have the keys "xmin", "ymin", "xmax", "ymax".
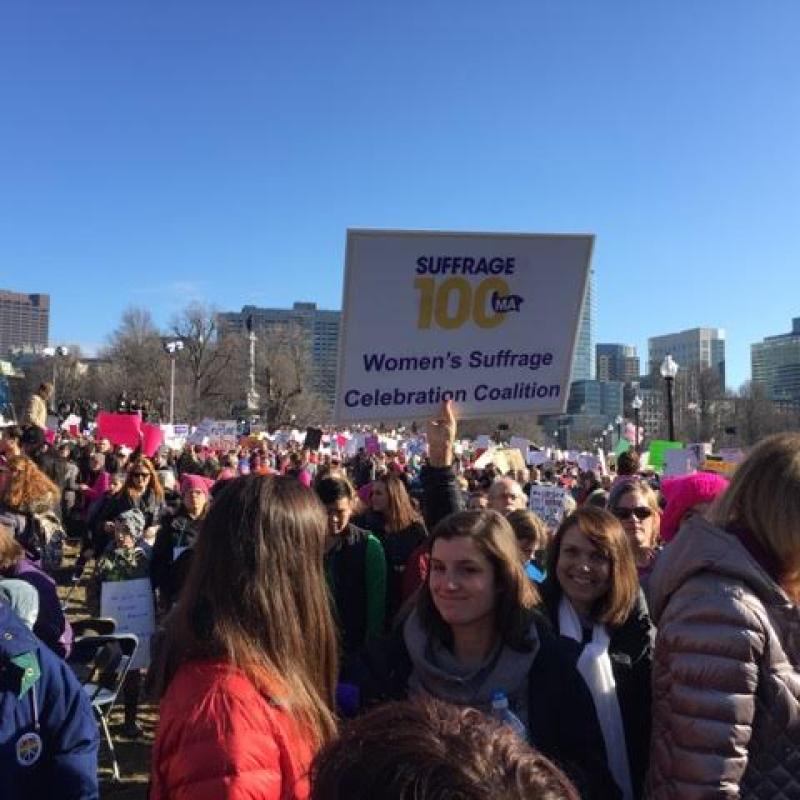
[{"xmin": 2, "ymin": 1, "xmax": 798, "ymax": 389}]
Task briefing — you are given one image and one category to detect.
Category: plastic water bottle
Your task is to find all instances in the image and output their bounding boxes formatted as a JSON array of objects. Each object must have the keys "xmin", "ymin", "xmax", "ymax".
[{"xmin": 490, "ymin": 690, "xmax": 527, "ymax": 740}]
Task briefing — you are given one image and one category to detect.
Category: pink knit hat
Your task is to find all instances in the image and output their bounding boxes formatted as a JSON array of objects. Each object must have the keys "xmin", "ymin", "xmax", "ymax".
[
  {"xmin": 180, "ymin": 473, "xmax": 215, "ymax": 496},
  {"xmin": 660, "ymin": 472, "xmax": 730, "ymax": 542}
]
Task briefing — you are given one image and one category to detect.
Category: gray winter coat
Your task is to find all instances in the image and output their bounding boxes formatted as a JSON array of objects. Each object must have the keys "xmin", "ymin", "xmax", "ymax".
[{"xmin": 646, "ymin": 517, "xmax": 800, "ymax": 799}]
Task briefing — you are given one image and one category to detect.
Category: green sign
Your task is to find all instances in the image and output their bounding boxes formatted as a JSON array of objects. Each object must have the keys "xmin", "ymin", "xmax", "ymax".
[{"xmin": 647, "ymin": 439, "xmax": 684, "ymax": 471}]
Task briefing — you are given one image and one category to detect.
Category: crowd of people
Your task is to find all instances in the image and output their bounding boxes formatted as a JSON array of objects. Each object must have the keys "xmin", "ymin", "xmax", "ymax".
[{"xmin": 0, "ymin": 391, "xmax": 798, "ymax": 799}]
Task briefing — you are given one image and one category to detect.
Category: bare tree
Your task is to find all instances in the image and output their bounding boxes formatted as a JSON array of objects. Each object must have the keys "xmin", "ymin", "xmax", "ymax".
[
  {"xmin": 251, "ymin": 323, "xmax": 330, "ymax": 428},
  {"xmin": 100, "ymin": 307, "xmax": 169, "ymax": 414},
  {"xmin": 732, "ymin": 381, "xmax": 800, "ymax": 445},
  {"xmin": 170, "ymin": 303, "xmax": 239, "ymax": 423}
]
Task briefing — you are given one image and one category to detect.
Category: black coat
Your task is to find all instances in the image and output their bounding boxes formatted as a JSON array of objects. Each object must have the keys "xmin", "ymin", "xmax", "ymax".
[
  {"xmin": 150, "ymin": 508, "xmax": 205, "ymax": 610},
  {"xmin": 353, "ymin": 511, "xmax": 428, "ymax": 626},
  {"xmin": 343, "ymin": 618, "xmax": 620, "ymax": 800},
  {"xmin": 539, "ymin": 578, "xmax": 654, "ymax": 799},
  {"xmin": 419, "ymin": 464, "xmax": 464, "ymax": 530}
]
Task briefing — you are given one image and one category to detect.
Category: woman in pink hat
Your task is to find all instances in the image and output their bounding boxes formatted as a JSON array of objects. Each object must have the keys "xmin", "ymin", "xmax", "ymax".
[
  {"xmin": 151, "ymin": 473, "xmax": 213, "ymax": 612},
  {"xmin": 658, "ymin": 471, "xmax": 729, "ymax": 544}
]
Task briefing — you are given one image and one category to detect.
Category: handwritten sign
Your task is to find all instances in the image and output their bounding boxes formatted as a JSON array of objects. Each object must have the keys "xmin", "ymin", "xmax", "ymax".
[
  {"xmin": 100, "ymin": 578, "xmax": 155, "ymax": 669},
  {"xmin": 529, "ymin": 485, "xmax": 570, "ymax": 530},
  {"xmin": 335, "ymin": 230, "xmax": 593, "ymax": 422}
]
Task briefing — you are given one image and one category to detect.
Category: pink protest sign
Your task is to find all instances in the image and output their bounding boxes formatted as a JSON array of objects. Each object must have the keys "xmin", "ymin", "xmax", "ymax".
[
  {"xmin": 141, "ymin": 423, "xmax": 164, "ymax": 458},
  {"xmin": 365, "ymin": 435, "xmax": 380, "ymax": 455},
  {"xmin": 96, "ymin": 411, "xmax": 142, "ymax": 449}
]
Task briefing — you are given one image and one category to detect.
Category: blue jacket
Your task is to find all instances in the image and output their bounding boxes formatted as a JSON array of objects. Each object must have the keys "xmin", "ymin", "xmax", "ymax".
[{"xmin": 0, "ymin": 602, "xmax": 99, "ymax": 799}]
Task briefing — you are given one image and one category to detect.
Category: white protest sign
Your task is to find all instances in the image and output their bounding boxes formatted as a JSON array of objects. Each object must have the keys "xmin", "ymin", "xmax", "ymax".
[
  {"xmin": 188, "ymin": 418, "xmax": 214, "ymax": 446},
  {"xmin": 473, "ymin": 447, "xmax": 497, "ymax": 470},
  {"xmin": 160, "ymin": 424, "xmax": 188, "ymax": 452},
  {"xmin": 509, "ymin": 436, "xmax": 530, "ymax": 461},
  {"xmin": 527, "ymin": 450, "xmax": 548, "ymax": 466},
  {"xmin": 272, "ymin": 430, "xmax": 291, "ymax": 446},
  {"xmin": 100, "ymin": 578, "xmax": 155, "ymax": 670},
  {"xmin": 664, "ymin": 448, "xmax": 699, "ymax": 477},
  {"xmin": 209, "ymin": 420, "xmax": 238, "ymax": 450},
  {"xmin": 61, "ymin": 413, "xmax": 82, "ymax": 431},
  {"xmin": 335, "ymin": 230, "xmax": 593, "ymax": 422},
  {"xmin": 578, "ymin": 453, "xmax": 600, "ymax": 473},
  {"xmin": 529, "ymin": 485, "xmax": 570, "ymax": 530}
]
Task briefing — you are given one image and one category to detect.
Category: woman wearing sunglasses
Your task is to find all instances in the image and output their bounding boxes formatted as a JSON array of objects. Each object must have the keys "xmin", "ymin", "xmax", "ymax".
[
  {"xmin": 539, "ymin": 507, "xmax": 654, "ymax": 800},
  {"xmin": 104, "ymin": 457, "xmax": 165, "ymax": 549},
  {"xmin": 607, "ymin": 481, "xmax": 661, "ymax": 579}
]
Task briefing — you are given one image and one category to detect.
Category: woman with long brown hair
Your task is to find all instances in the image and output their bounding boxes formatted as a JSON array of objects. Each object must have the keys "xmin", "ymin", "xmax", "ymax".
[
  {"xmin": 104, "ymin": 456, "xmax": 165, "ymax": 545},
  {"xmin": 150, "ymin": 474, "xmax": 338, "ymax": 800},
  {"xmin": 355, "ymin": 473, "xmax": 427, "ymax": 624},
  {"xmin": 0, "ymin": 454, "xmax": 61, "ymax": 562},
  {"xmin": 539, "ymin": 508, "xmax": 654, "ymax": 799}
]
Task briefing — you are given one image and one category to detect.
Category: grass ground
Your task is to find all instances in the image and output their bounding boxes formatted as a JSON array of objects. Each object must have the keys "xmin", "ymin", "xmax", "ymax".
[{"xmin": 58, "ymin": 547, "xmax": 155, "ymax": 799}]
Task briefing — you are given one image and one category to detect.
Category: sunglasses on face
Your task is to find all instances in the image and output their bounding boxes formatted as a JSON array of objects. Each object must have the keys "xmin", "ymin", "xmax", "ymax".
[
  {"xmin": 613, "ymin": 506, "xmax": 653, "ymax": 521},
  {"xmin": 131, "ymin": 472, "xmax": 149, "ymax": 479}
]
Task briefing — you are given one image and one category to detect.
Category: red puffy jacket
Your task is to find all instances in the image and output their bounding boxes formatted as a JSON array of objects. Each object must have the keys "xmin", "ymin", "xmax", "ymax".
[{"xmin": 151, "ymin": 660, "xmax": 314, "ymax": 800}]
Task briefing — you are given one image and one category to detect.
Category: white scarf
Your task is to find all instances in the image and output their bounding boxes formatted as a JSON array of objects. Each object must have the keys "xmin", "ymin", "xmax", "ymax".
[{"xmin": 558, "ymin": 595, "xmax": 634, "ymax": 800}]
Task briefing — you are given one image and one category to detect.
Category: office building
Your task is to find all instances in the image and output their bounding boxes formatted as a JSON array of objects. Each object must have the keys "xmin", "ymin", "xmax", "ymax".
[
  {"xmin": 218, "ymin": 302, "xmax": 340, "ymax": 403},
  {"xmin": 539, "ymin": 379, "xmax": 623, "ymax": 449},
  {"xmin": 567, "ymin": 380, "xmax": 624, "ymax": 418},
  {"xmin": 648, "ymin": 327, "xmax": 726, "ymax": 387},
  {"xmin": 596, "ymin": 344, "xmax": 640, "ymax": 383},
  {"xmin": 0, "ymin": 290, "xmax": 49, "ymax": 355},
  {"xmin": 571, "ymin": 270, "xmax": 595, "ymax": 381},
  {"xmin": 752, "ymin": 317, "xmax": 800, "ymax": 407}
]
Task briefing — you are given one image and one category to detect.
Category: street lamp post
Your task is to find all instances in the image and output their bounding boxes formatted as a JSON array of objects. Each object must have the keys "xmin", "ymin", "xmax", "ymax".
[
  {"xmin": 604, "ymin": 423, "xmax": 614, "ymax": 452},
  {"xmin": 615, "ymin": 414, "xmax": 623, "ymax": 445},
  {"xmin": 164, "ymin": 340, "xmax": 184, "ymax": 424},
  {"xmin": 631, "ymin": 394, "xmax": 643, "ymax": 452},
  {"xmin": 660, "ymin": 354, "xmax": 679, "ymax": 442}
]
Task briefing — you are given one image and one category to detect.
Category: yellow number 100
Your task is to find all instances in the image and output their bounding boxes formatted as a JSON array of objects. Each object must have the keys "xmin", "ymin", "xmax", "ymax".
[{"xmin": 414, "ymin": 276, "xmax": 509, "ymax": 330}]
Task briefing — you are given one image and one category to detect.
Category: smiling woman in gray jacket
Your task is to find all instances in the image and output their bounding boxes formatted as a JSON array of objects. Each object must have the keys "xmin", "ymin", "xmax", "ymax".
[{"xmin": 646, "ymin": 432, "xmax": 800, "ymax": 799}]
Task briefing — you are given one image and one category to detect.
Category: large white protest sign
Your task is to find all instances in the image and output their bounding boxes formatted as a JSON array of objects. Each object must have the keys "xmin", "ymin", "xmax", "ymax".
[
  {"xmin": 510, "ymin": 436, "xmax": 530, "ymax": 462},
  {"xmin": 527, "ymin": 450, "xmax": 549, "ymax": 466},
  {"xmin": 209, "ymin": 420, "xmax": 238, "ymax": 450},
  {"xmin": 335, "ymin": 230, "xmax": 593, "ymax": 423},
  {"xmin": 100, "ymin": 578, "xmax": 156, "ymax": 670},
  {"xmin": 529, "ymin": 485, "xmax": 570, "ymax": 530}
]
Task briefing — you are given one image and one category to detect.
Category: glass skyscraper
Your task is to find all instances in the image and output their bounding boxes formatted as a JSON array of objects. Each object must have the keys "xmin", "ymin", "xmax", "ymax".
[{"xmin": 571, "ymin": 269, "xmax": 594, "ymax": 381}]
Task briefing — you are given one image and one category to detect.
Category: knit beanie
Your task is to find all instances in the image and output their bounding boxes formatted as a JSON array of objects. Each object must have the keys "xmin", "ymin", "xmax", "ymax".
[
  {"xmin": 180, "ymin": 473, "xmax": 215, "ymax": 497},
  {"xmin": 660, "ymin": 472, "xmax": 730, "ymax": 543},
  {"xmin": 115, "ymin": 509, "xmax": 145, "ymax": 539}
]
